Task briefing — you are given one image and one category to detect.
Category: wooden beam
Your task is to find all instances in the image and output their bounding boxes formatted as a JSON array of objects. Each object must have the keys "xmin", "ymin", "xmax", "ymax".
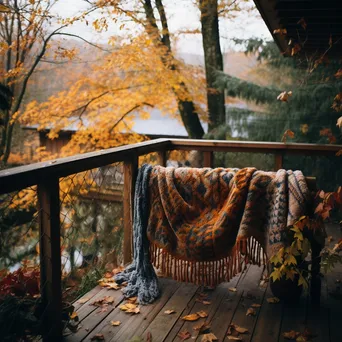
[
  {"xmin": 274, "ymin": 153, "xmax": 283, "ymax": 170},
  {"xmin": 157, "ymin": 150, "xmax": 167, "ymax": 166},
  {"xmin": 123, "ymin": 156, "xmax": 138, "ymax": 264},
  {"xmin": 203, "ymin": 151, "xmax": 214, "ymax": 168},
  {"xmin": 37, "ymin": 179, "xmax": 62, "ymax": 341}
]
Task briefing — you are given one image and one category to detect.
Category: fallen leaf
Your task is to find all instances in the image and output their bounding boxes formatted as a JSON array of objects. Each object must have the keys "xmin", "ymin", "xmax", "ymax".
[
  {"xmin": 182, "ymin": 313, "xmax": 200, "ymax": 321},
  {"xmin": 229, "ymin": 287, "xmax": 237, "ymax": 292},
  {"xmin": 104, "ymin": 272, "xmax": 113, "ymax": 278},
  {"xmin": 246, "ymin": 308, "xmax": 256, "ymax": 316},
  {"xmin": 228, "ymin": 324, "xmax": 249, "ymax": 335},
  {"xmin": 91, "ymin": 296, "xmax": 115, "ymax": 306},
  {"xmin": 227, "ymin": 337, "xmax": 242, "ymax": 341},
  {"xmin": 251, "ymin": 303, "xmax": 261, "ymax": 308},
  {"xmin": 267, "ymin": 297, "xmax": 280, "ymax": 304},
  {"xmin": 202, "ymin": 301, "xmax": 211, "ymax": 305},
  {"xmin": 278, "ymin": 91, "xmax": 293, "ymax": 103},
  {"xmin": 77, "ymin": 297, "xmax": 90, "ymax": 304},
  {"xmin": 197, "ymin": 310, "xmax": 208, "ymax": 318},
  {"xmin": 283, "ymin": 330, "xmax": 300, "ymax": 340},
  {"xmin": 69, "ymin": 311, "xmax": 78, "ymax": 320},
  {"xmin": 127, "ymin": 297, "xmax": 137, "ymax": 303},
  {"xmin": 201, "ymin": 333, "xmax": 218, "ymax": 341},
  {"xmin": 90, "ymin": 334, "xmax": 105, "ymax": 341},
  {"xmin": 164, "ymin": 309, "xmax": 176, "ymax": 315},
  {"xmin": 97, "ymin": 304, "xmax": 109, "ymax": 313},
  {"xmin": 235, "ymin": 326, "xmax": 249, "ymax": 334},
  {"xmin": 193, "ymin": 322, "xmax": 211, "ymax": 334},
  {"xmin": 107, "ymin": 282, "xmax": 120, "ymax": 290},
  {"xmin": 178, "ymin": 330, "xmax": 191, "ymax": 341},
  {"xmin": 119, "ymin": 303, "xmax": 140, "ymax": 314},
  {"xmin": 110, "ymin": 320, "xmax": 121, "ymax": 326}
]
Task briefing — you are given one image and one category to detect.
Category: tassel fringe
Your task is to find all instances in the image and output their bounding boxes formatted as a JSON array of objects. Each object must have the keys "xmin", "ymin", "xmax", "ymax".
[{"xmin": 150, "ymin": 237, "xmax": 267, "ymax": 286}]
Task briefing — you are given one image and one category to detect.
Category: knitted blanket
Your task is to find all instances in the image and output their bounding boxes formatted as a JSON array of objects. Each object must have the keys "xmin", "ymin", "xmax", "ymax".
[{"xmin": 115, "ymin": 165, "xmax": 311, "ymax": 304}]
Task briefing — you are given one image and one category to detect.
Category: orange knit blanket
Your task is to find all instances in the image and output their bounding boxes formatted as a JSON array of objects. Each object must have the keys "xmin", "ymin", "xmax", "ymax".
[{"xmin": 147, "ymin": 166, "xmax": 311, "ymax": 286}]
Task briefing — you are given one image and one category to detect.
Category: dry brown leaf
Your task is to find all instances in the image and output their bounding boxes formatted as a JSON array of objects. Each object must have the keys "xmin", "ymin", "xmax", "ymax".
[
  {"xmin": 246, "ymin": 308, "xmax": 256, "ymax": 316},
  {"xmin": 228, "ymin": 287, "xmax": 237, "ymax": 292},
  {"xmin": 227, "ymin": 337, "xmax": 242, "ymax": 341},
  {"xmin": 182, "ymin": 313, "xmax": 200, "ymax": 321},
  {"xmin": 235, "ymin": 325, "xmax": 249, "ymax": 334},
  {"xmin": 193, "ymin": 322, "xmax": 211, "ymax": 334},
  {"xmin": 97, "ymin": 304, "xmax": 109, "ymax": 314},
  {"xmin": 267, "ymin": 297, "xmax": 280, "ymax": 304},
  {"xmin": 104, "ymin": 272, "xmax": 113, "ymax": 278},
  {"xmin": 251, "ymin": 303, "xmax": 261, "ymax": 308},
  {"xmin": 327, "ymin": 236, "xmax": 334, "ymax": 243},
  {"xmin": 164, "ymin": 309, "xmax": 176, "ymax": 315},
  {"xmin": 110, "ymin": 320, "xmax": 121, "ymax": 326},
  {"xmin": 178, "ymin": 330, "xmax": 191, "ymax": 341},
  {"xmin": 283, "ymin": 330, "xmax": 300, "ymax": 340},
  {"xmin": 202, "ymin": 300, "xmax": 211, "ymax": 305},
  {"xmin": 90, "ymin": 334, "xmax": 105, "ymax": 341},
  {"xmin": 91, "ymin": 296, "xmax": 114, "ymax": 307},
  {"xmin": 77, "ymin": 297, "xmax": 90, "ymax": 304},
  {"xmin": 201, "ymin": 333, "xmax": 218, "ymax": 341},
  {"xmin": 228, "ymin": 324, "xmax": 249, "ymax": 336},
  {"xmin": 197, "ymin": 310, "xmax": 208, "ymax": 318}
]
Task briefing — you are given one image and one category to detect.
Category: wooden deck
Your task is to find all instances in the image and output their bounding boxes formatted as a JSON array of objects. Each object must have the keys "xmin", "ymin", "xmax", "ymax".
[{"xmin": 65, "ymin": 224, "xmax": 342, "ymax": 342}]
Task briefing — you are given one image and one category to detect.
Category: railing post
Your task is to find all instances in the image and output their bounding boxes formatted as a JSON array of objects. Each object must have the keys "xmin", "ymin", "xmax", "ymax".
[
  {"xmin": 123, "ymin": 155, "xmax": 138, "ymax": 264},
  {"xmin": 37, "ymin": 178, "xmax": 62, "ymax": 341},
  {"xmin": 157, "ymin": 150, "xmax": 167, "ymax": 166},
  {"xmin": 274, "ymin": 152, "xmax": 283, "ymax": 170},
  {"xmin": 203, "ymin": 151, "xmax": 214, "ymax": 168}
]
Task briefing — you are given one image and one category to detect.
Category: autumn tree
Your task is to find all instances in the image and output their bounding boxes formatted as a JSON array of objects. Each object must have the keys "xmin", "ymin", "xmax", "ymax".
[{"xmin": 0, "ymin": 0, "xmax": 100, "ymax": 166}]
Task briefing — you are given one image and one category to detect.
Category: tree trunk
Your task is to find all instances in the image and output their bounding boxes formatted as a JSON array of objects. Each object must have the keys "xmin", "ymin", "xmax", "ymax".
[
  {"xmin": 199, "ymin": 0, "xmax": 225, "ymax": 130},
  {"xmin": 144, "ymin": 0, "xmax": 205, "ymax": 139}
]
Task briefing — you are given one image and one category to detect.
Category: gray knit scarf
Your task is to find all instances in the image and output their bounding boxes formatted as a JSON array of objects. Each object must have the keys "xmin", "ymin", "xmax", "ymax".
[{"xmin": 114, "ymin": 164, "xmax": 160, "ymax": 304}]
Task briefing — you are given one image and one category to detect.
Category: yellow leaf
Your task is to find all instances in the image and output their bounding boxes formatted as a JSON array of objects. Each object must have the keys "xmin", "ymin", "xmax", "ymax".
[
  {"xmin": 228, "ymin": 287, "xmax": 237, "ymax": 292},
  {"xmin": 227, "ymin": 337, "xmax": 242, "ymax": 341},
  {"xmin": 284, "ymin": 254, "xmax": 297, "ymax": 266},
  {"xmin": 69, "ymin": 311, "xmax": 78, "ymax": 320},
  {"xmin": 251, "ymin": 303, "xmax": 261, "ymax": 308},
  {"xmin": 300, "ymin": 124, "xmax": 309, "ymax": 134},
  {"xmin": 267, "ymin": 297, "xmax": 280, "ymax": 304},
  {"xmin": 181, "ymin": 313, "xmax": 200, "ymax": 321},
  {"xmin": 234, "ymin": 325, "xmax": 249, "ymax": 334},
  {"xmin": 110, "ymin": 320, "xmax": 121, "ymax": 326},
  {"xmin": 270, "ymin": 268, "xmax": 282, "ymax": 282}
]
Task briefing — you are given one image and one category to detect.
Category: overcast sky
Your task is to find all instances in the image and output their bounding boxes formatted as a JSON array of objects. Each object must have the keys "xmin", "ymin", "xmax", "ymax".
[{"xmin": 52, "ymin": 0, "xmax": 272, "ymax": 54}]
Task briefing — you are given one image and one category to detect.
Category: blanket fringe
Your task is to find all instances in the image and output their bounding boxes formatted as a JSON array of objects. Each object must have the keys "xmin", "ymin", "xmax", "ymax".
[{"xmin": 150, "ymin": 237, "xmax": 267, "ymax": 286}]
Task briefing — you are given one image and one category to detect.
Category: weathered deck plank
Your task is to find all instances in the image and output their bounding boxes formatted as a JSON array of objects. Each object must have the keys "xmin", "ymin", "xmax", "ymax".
[{"xmin": 65, "ymin": 225, "xmax": 340, "ymax": 342}]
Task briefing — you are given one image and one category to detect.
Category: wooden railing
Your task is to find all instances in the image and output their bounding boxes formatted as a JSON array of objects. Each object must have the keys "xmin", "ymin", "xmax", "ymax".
[{"xmin": 0, "ymin": 138, "xmax": 341, "ymax": 340}]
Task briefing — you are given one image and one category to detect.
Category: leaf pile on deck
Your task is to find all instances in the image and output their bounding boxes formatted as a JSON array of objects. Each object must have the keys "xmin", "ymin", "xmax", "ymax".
[{"xmin": 115, "ymin": 164, "xmax": 311, "ymax": 304}]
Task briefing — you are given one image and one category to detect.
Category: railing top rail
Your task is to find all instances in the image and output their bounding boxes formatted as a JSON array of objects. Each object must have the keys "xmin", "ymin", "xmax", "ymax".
[
  {"xmin": 0, "ymin": 138, "xmax": 171, "ymax": 195},
  {"xmin": 169, "ymin": 139, "xmax": 342, "ymax": 154},
  {"xmin": 0, "ymin": 138, "xmax": 341, "ymax": 195}
]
